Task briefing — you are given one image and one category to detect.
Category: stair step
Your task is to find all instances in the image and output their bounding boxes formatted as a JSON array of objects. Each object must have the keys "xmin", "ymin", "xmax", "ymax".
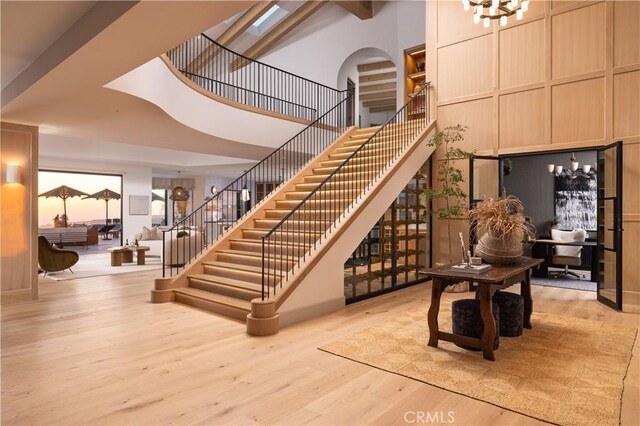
[
  {"xmin": 253, "ymin": 218, "xmax": 333, "ymax": 230},
  {"xmin": 318, "ymin": 157, "xmax": 378, "ymax": 168},
  {"xmin": 329, "ymin": 151, "xmax": 382, "ymax": 160},
  {"xmin": 275, "ymin": 199, "xmax": 351, "ymax": 209},
  {"xmin": 242, "ymin": 228, "xmax": 323, "ymax": 242},
  {"xmin": 229, "ymin": 238, "xmax": 311, "ymax": 254},
  {"xmin": 295, "ymin": 181, "xmax": 369, "ymax": 191},
  {"xmin": 174, "ymin": 287, "xmax": 250, "ymax": 321},
  {"xmin": 216, "ymin": 250, "xmax": 296, "ymax": 268},
  {"xmin": 188, "ymin": 274, "xmax": 261, "ymax": 301},
  {"xmin": 355, "ymin": 126, "xmax": 381, "ymax": 133},
  {"xmin": 201, "ymin": 261, "xmax": 281, "ymax": 284},
  {"xmin": 265, "ymin": 209, "xmax": 343, "ymax": 219}
]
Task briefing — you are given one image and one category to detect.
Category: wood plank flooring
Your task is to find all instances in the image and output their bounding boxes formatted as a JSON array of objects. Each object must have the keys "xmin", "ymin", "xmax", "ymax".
[{"xmin": 2, "ymin": 272, "xmax": 638, "ymax": 425}]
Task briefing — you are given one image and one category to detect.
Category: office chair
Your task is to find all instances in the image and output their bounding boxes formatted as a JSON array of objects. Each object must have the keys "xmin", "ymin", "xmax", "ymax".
[{"xmin": 550, "ymin": 229, "xmax": 587, "ymax": 279}]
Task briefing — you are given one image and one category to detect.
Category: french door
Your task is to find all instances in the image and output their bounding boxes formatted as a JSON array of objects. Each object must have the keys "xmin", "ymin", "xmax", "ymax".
[
  {"xmin": 597, "ymin": 141, "xmax": 623, "ymax": 310},
  {"xmin": 468, "ymin": 156, "xmax": 502, "ymax": 248}
]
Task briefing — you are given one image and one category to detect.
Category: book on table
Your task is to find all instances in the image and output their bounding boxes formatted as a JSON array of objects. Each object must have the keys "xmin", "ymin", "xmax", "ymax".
[{"xmin": 450, "ymin": 263, "xmax": 492, "ymax": 274}]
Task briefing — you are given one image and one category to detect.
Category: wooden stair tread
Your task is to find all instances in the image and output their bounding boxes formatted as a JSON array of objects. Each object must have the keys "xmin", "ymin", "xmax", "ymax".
[
  {"xmin": 174, "ymin": 287, "xmax": 251, "ymax": 311},
  {"xmin": 230, "ymin": 238, "xmax": 310, "ymax": 247},
  {"xmin": 201, "ymin": 261, "xmax": 282, "ymax": 275},
  {"xmin": 217, "ymin": 249, "xmax": 297, "ymax": 261},
  {"xmin": 188, "ymin": 273, "xmax": 262, "ymax": 292}
]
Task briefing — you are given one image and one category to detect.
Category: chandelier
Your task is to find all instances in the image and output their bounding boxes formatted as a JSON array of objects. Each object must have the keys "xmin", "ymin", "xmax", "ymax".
[
  {"xmin": 462, "ymin": 0, "xmax": 529, "ymax": 28},
  {"xmin": 546, "ymin": 153, "xmax": 596, "ymax": 179}
]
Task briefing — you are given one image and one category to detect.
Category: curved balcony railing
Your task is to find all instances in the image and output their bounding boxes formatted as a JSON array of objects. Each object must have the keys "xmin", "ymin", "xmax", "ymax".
[{"xmin": 166, "ymin": 33, "xmax": 345, "ymax": 121}]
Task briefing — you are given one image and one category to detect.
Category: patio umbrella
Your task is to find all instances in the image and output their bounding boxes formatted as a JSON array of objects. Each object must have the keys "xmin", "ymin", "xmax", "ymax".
[
  {"xmin": 38, "ymin": 185, "xmax": 89, "ymax": 227},
  {"xmin": 82, "ymin": 189, "xmax": 121, "ymax": 237}
]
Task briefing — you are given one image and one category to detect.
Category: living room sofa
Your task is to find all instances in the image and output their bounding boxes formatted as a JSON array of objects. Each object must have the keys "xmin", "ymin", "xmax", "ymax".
[{"xmin": 130, "ymin": 228, "xmax": 204, "ymax": 265}]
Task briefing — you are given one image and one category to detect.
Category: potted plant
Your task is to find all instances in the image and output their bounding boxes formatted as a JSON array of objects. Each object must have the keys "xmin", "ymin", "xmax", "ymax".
[
  {"xmin": 425, "ymin": 125, "xmax": 474, "ymax": 264},
  {"xmin": 469, "ymin": 195, "xmax": 535, "ymax": 264}
]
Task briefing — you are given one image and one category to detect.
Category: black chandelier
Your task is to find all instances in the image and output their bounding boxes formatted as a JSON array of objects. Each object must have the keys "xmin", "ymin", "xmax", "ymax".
[{"xmin": 462, "ymin": 0, "xmax": 529, "ymax": 27}]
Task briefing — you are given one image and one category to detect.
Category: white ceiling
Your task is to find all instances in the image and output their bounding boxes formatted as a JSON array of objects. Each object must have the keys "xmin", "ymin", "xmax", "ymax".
[
  {"xmin": 0, "ymin": 0, "xmax": 97, "ymax": 89},
  {"xmin": 1, "ymin": 1, "xmax": 276, "ymax": 167}
]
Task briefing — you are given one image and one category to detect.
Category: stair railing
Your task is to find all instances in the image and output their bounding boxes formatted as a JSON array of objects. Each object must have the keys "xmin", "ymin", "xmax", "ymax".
[
  {"xmin": 260, "ymin": 83, "xmax": 431, "ymax": 300},
  {"xmin": 162, "ymin": 89, "xmax": 354, "ymax": 278},
  {"xmin": 166, "ymin": 33, "xmax": 345, "ymax": 121}
]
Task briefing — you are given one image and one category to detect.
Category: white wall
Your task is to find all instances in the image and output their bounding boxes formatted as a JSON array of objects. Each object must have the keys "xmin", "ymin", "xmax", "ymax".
[
  {"xmin": 106, "ymin": 58, "xmax": 308, "ymax": 149},
  {"xmin": 39, "ymin": 156, "xmax": 153, "ymax": 241},
  {"xmin": 260, "ymin": 1, "xmax": 426, "ymax": 112}
]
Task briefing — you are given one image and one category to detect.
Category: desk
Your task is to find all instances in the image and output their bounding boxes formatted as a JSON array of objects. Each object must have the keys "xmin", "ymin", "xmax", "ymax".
[
  {"xmin": 531, "ymin": 239, "xmax": 597, "ymax": 282},
  {"xmin": 423, "ymin": 257, "xmax": 543, "ymax": 361}
]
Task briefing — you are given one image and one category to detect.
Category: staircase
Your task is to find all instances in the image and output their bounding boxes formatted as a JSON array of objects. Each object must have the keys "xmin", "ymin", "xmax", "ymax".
[
  {"xmin": 152, "ymin": 83, "xmax": 434, "ymax": 335},
  {"xmin": 153, "ymin": 126, "xmax": 380, "ymax": 318}
]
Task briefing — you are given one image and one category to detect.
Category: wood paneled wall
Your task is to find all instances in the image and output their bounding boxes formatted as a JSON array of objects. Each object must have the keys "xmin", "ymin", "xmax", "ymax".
[
  {"xmin": 426, "ymin": 0, "xmax": 640, "ymax": 311},
  {"xmin": 1, "ymin": 122, "xmax": 39, "ymax": 302}
]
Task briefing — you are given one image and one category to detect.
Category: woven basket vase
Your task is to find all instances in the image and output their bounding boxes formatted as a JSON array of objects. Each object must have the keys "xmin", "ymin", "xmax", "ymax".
[{"xmin": 476, "ymin": 231, "xmax": 522, "ymax": 265}]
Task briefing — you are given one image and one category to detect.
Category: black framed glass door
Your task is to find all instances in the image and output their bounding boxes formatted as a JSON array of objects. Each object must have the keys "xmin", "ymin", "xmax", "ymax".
[
  {"xmin": 597, "ymin": 141, "xmax": 623, "ymax": 310},
  {"xmin": 468, "ymin": 156, "xmax": 502, "ymax": 248}
]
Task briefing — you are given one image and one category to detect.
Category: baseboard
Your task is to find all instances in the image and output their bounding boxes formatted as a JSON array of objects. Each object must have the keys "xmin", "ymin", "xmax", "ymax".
[
  {"xmin": 623, "ymin": 291, "xmax": 640, "ymax": 313},
  {"xmin": 1, "ymin": 289, "xmax": 34, "ymax": 305},
  {"xmin": 279, "ymin": 296, "xmax": 345, "ymax": 328}
]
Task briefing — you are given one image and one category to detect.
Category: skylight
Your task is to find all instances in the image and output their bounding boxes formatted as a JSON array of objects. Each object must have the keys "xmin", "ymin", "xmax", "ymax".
[{"xmin": 253, "ymin": 5, "xmax": 281, "ymax": 27}]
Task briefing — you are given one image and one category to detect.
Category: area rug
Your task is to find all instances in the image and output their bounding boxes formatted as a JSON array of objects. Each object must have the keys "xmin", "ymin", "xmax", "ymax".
[
  {"xmin": 531, "ymin": 269, "xmax": 596, "ymax": 292},
  {"xmin": 43, "ymin": 253, "xmax": 162, "ymax": 281},
  {"xmin": 320, "ymin": 306, "xmax": 637, "ymax": 426}
]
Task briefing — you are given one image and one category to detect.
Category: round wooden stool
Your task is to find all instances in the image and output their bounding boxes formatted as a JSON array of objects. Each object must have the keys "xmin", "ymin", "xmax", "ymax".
[
  {"xmin": 452, "ymin": 299, "xmax": 500, "ymax": 351},
  {"xmin": 493, "ymin": 291, "xmax": 524, "ymax": 337}
]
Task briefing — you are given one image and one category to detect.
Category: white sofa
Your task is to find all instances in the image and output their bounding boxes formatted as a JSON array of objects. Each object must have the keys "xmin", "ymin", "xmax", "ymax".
[
  {"xmin": 130, "ymin": 229, "xmax": 204, "ymax": 266},
  {"xmin": 130, "ymin": 232, "xmax": 163, "ymax": 257}
]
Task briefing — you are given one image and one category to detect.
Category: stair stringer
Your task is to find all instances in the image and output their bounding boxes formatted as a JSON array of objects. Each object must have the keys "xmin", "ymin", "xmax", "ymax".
[
  {"xmin": 247, "ymin": 121, "xmax": 437, "ymax": 335},
  {"xmin": 151, "ymin": 127, "xmax": 357, "ymax": 302}
]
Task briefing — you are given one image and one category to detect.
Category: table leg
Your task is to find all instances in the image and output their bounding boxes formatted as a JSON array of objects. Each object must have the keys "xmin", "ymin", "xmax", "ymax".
[
  {"xmin": 521, "ymin": 269, "xmax": 533, "ymax": 329},
  {"xmin": 122, "ymin": 251, "xmax": 133, "ymax": 263},
  {"xmin": 137, "ymin": 250, "xmax": 146, "ymax": 265},
  {"xmin": 478, "ymin": 285, "xmax": 496, "ymax": 361},
  {"xmin": 428, "ymin": 278, "xmax": 444, "ymax": 347},
  {"xmin": 110, "ymin": 251, "xmax": 122, "ymax": 267}
]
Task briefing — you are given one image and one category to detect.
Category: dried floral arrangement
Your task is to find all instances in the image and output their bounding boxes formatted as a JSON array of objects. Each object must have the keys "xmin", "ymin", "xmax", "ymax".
[{"xmin": 469, "ymin": 195, "xmax": 535, "ymax": 240}]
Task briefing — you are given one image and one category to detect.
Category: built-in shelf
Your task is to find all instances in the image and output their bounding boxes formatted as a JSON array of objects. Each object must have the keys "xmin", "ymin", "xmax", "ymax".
[{"xmin": 404, "ymin": 43, "xmax": 426, "ymax": 118}]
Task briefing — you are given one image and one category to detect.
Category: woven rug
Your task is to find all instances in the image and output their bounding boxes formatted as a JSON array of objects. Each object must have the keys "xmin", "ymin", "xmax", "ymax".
[{"xmin": 320, "ymin": 306, "xmax": 637, "ymax": 426}]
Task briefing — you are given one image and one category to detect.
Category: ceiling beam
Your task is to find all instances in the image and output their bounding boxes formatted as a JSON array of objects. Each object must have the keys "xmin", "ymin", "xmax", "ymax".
[
  {"xmin": 360, "ymin": 90, "xmax": 396, "ymax": 101},
  {"xmin": 362, "ymin": 99, "xmax": 396, "ymax": 108},
  {"xmin": 369, "ymin": 105, "xmax": 396, "ymax": 113},
  {"xmin": 186, "ymin": 0, "xmax": 278, "ymax": 74},
  {"xmin": 333, "ymin": 0, "xmax": 373, "ymax": 20},
  {"xmin": 359, "ymin": 81, "xmax": 396, "ymax": 93},
  {"xmin": 357, "ymin": 60, "xmax": 395, "ymax": 73},
  {"xmin": 233, "ymin": 0, "xmax": 326, "ymax": 70},
  {"xmin": 359, "ymin": 71, "xmax": 396, "ymax": 83}
]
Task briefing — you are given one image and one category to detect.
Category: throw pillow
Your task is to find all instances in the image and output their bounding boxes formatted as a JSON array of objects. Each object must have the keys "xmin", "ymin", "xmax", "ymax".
[
  {"xmin": 141, "ymin": 226, "xmax": 154, "ymax": 240},
  {"xmin": 152, "ymin": 227, "xmax": 162, "ymax": 240},
  {"xmin": 176, "ymin": 231, "xmax": 190, "ymax": 238}
]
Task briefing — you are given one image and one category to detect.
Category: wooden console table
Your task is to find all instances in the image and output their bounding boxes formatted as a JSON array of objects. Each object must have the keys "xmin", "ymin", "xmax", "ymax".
[{"xmin": 422, "ymin": 257, "xmax": 543, "ymax": 361}]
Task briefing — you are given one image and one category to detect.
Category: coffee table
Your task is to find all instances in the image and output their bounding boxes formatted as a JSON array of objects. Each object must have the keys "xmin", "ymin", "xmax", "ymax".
[
  {"xmin": 108, "ymin": 246, "xmax": 150, "ymax": 266},
  {"xmin": 422, "ymin": 257, "xmax": 543, "ymax": 361}
]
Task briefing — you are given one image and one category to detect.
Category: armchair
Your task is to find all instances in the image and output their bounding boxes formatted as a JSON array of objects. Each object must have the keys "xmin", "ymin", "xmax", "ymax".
[{"xmin": 38, "ymin": 236, "xmax": 79, "ymax": 276}]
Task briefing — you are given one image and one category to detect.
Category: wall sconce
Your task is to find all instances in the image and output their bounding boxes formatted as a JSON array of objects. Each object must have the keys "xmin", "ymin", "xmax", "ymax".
[{"xmin": 5, "ymin": 164, "xmax": 21, "ymax": 183}]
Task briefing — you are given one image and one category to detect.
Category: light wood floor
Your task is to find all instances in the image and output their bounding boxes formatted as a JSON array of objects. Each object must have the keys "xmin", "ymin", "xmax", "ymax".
[{"xmin": 2, "ymin": 272, "xmax": 639, "ymax": 425}]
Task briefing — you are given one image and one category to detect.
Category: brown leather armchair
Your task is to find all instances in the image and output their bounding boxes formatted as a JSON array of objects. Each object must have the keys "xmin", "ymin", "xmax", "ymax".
[{"xmin": 38, "ymin": 236, "xmax": 79, "ymax": 276}]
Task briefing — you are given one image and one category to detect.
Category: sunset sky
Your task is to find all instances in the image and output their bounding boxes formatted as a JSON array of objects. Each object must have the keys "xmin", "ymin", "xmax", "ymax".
[{"xmin": 38, "ymin": 171, "xmax": 122, "ymax": 227}]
